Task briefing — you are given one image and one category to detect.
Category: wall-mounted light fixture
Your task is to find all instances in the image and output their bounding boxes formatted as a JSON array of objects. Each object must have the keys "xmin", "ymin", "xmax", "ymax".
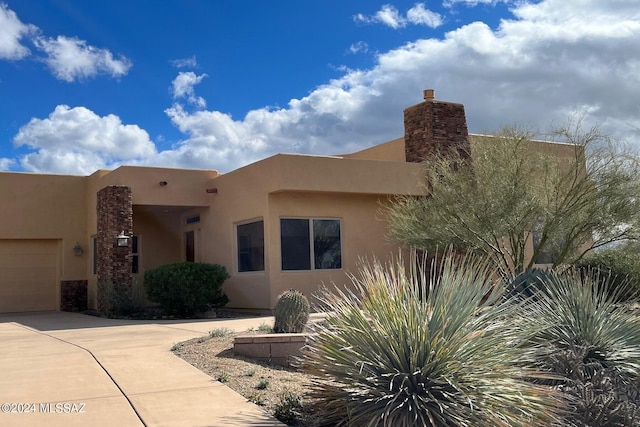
[
  {"xmin": 73, "ymin": 243, "xmax": 83, "ymax": 256},
  {"xmin": 116, "ymin": 231, "xmax": 130, "ymax": 247},
  {"xmin": 159, "ymin": 181, "xmax": 168, "ymax": 186}
]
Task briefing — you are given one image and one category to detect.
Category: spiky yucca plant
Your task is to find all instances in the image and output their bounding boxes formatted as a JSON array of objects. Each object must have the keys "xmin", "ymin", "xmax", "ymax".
[
  {"xmin": 522, "ymin": 271, "xmax": 640, "ymax": 377},
  {"xmin": 302, "ymin": 253, "xmax": 560, "ymax": 427},
  {"xmin": 516, "ymin": 271, "xmax": 640, "ymax": 426}
]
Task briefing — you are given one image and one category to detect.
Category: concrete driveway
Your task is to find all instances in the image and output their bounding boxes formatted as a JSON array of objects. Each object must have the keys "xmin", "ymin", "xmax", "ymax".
[{"xmin": 0, "ymin": 311, "xmax": 284, "ymax": 427}]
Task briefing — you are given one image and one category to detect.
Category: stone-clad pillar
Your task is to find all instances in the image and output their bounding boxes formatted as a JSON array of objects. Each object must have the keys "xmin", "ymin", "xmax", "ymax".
[
  {"xmin": 404, "ymin": 89, "xmax": 470, "ymax": 163},
  {"xmin": 96, "ymin": 185, "xmax": 132, "ymax": 313}
]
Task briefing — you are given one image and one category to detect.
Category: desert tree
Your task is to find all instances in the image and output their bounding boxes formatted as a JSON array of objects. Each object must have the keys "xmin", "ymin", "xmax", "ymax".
[{"xmin": 384, "ymin": 117, "xmax": 640, "ymax": 278}]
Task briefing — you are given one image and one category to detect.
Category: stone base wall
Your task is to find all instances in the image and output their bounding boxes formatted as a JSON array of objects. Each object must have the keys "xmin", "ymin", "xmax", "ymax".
[
  {"xmin": 234, "ymin": 333, "xmax": 308, "ymax": 367},
  {"xmin": 60, "ymin": 280, "xmax": 88, "ymax": 312}
]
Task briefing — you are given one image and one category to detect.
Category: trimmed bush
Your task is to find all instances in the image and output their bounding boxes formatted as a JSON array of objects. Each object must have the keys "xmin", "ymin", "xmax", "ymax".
[
  {"xmin": 143, "ymin": 262, "xmax": 229, "ymax": 317},
  {"xmin": 273, "ymin": 289, "xmax": 310, "ymax": 333},
  {"xmin": 302, "ymin": 253, "xmax": 560, "ymax": 426}
]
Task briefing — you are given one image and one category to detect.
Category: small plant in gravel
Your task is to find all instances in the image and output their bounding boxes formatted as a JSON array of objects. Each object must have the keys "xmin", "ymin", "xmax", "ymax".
[
  {"xmin": 274, "ymin": 289, "xmax": 310, "ymax": 333},
  {"xmin": 217, "ymin": 372, "xmax": 230, "ymax": 383},
  {"xmin": 274, "ymin": 391, "xmax": 304, "ymax": 425},
  {"xmin": 257, "ymin": 323, "xmax": 273, "ymax": 333},
  {"xmin": 170, "ymin": 342, "xmax": 184, "ymax": 352},
  {"xmin": 247, "ymin": 393, "xmax": 267, "ymax": 406},
  {"xmin": 246, "ymin": 368, "xmax": 256, "ymax": 377},
  {"xmin": 209, "ymin": 327, "xmax": 233, "ymax": 338},
  {"xmin": 256, "ymin": 379, "xmax": 271, "ymax": 390}
]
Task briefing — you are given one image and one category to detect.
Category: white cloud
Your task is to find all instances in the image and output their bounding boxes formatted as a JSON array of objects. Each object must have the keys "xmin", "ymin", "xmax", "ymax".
[
  {"xmin": 355, "ymin": 3, "xmax": 444, "ymax": 29},
  {"xmin": 9, "ymin": 0, "xmax": 640, "ymax": 175},
  {"xmin": 443, "ymin": 0, "xmax": 509, "ymax": 6},
  {"xmin": 14, "ymin": 105, "xmax": 156, "ymax": 174},
  {"xmin": 34, "ymin": 35, "xmax": 132, "ymax": 82},
  {"xmin": 171, "ymin": 72, "xmax": 208, "ymax": 108},
  {"xmin": 171, "ymin": 55, "xmax": 198, "ymax": 68},
  {"xmin": 407, "ymin": 3, "xmax": 444, "ymax": 27},
  {"xmin": 0, "ymin": 157, "xmax": 15, "ymax": 170},
  {"xmin": 348, "ymin": 41, "xmax": 369, "ymax": 54},
  {"xmin": 0, "ymin": 3, "xmax": 36, "ymax": 60}
]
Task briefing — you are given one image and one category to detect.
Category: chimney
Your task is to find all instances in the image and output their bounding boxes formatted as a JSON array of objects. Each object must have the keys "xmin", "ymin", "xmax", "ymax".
[{"xmin": 404, "ymin": 89, "xmax": 470, "ymax": 163}]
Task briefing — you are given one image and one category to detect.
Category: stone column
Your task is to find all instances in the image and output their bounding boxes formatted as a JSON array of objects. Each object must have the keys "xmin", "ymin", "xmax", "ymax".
[
  {"xmin": 404, "ymin": 89, "xmax": 470, "ymax": 163},
  {"xmin": 96, "ymin": 185, "xmax": 133, "ymax": 313}
]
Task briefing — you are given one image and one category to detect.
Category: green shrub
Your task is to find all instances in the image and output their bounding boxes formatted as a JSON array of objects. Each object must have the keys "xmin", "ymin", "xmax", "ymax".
[
  {"xmin": 143, "ymin": 262, "xmax": 229, "ymax": 317},
  {"xmin": 573, "ymin": 248, "xmax": 640, "ymax": 302},
  {"xmin": 273, "ymin": 289, "xmax": 310, "ymax": 333},
  {"xmin": 302, "ymin": 253, "xmax": 559, "ymax": 426}
]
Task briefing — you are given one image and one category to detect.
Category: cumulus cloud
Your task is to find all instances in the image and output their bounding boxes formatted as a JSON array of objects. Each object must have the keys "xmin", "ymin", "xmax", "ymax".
[
  {"xmin": 0, "ymin": 157, "xmax": 15, "ymax": 170},
  {"xmin": 0, "ymin": 2, "xmax": 36, "ymax": 60},
  {"xmin": 0, "ymin": 4, "xmax": 131, "ymax": 81},
  {"xmin": 444, "ymin": 0, "xmax": 509, "ymax": 7},
  {"xmin": 33, "ymin": 36, "xmax": 132, "ymax": 82},
  {"xmin": 171, "ymin": 55, "xmax": 198, "ymax": 68},
  {"xmin": 355, "ymin": 3, "xmax": 444, "ymax": 29},
  {"xmin": 171, "ymin": 72, "xmax": 208, "ymax": 108},
  {"xmin": 14, "ymin": 105, "xmax": 156, "ymax": 174},
  {"xmin": 9, "ymin": 0, "xmax": 640, "ymax": 175}
]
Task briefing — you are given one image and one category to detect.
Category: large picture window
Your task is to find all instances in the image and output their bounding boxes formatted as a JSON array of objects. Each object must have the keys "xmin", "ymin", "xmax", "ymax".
[
  {"xmin": 281, "ymin": 218, "xmax": 342, "ymax": 271},
  {"xmin": 237, "ymin": 220, "xmax": 265, "ymax": 272}
]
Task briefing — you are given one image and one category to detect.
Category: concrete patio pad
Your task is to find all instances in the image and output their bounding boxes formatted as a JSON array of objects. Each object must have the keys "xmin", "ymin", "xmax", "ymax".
[{"xmin": 0, "ymin": 311, "xmax": 284, "ymax": 426}]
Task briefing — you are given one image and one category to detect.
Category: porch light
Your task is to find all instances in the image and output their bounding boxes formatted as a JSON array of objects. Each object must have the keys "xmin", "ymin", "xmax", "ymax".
[
  {"xmin": 116, "ymin": 231, "xmax": 130, "ymax": 247},
  {"xmin": 73, "ymin": 243, "xmax": 83, "ymax": 256}
]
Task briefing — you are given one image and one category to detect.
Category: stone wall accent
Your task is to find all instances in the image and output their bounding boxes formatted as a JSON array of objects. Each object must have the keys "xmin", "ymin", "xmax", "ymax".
[
  {"xmin": 60, "ymin": 280, "xmax": 88, "ymax": 312},
  {"xmin": 96, "ymin": 185, "xmax": 133, "ymax": 313},
  {"xmin": 234, "ymin": 333, "xmax": 309, "ymax": 367},
  {"xmin": 404, "ymin": 90, "xmax": 471, "ymax": 163}
]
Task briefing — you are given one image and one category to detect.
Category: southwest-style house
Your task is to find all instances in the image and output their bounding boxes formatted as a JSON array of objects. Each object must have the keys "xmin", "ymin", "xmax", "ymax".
[{"xmin": 0, "ymin": 90, "xmax": 576, "ymax": 314}]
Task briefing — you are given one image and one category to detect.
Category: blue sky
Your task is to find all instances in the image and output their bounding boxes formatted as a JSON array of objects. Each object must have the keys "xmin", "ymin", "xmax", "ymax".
[{"xmin": 1, "ymin": 0, "xmax": 639, "ymax": 175}]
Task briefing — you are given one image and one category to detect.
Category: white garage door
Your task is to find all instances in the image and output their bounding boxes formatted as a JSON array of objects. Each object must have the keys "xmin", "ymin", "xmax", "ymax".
[{"xmin": 0, "ymin": 240, "xmax": 59, "ymax": 313}]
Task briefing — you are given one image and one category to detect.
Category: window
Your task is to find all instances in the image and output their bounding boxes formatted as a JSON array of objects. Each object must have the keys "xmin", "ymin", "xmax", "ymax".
[
  {"xmin": 186, "ymin": 215, "xmax": 200, "ymax": 225},
  {"xmin": 132, "ymin": 235, "xmax": 139, "ymax": 273},
  {"xmin": 237, "ymin": 220, "xmax": 264, "ymax": 272},
  {"xmin": 281, "ymin": 218, "xmax": 341, "ymax": 271}
]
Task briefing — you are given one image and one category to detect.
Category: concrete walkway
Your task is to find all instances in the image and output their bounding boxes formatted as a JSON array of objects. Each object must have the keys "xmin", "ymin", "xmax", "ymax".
[{"xmin": 0, "ymin": 311, "xmax": 285, "ymax": 426}]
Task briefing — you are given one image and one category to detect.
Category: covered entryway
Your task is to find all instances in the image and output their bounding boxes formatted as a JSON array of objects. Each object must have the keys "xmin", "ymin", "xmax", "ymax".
[{"xmin": 0, "ymin": 239, "xmax": 59, "ymax": 312}]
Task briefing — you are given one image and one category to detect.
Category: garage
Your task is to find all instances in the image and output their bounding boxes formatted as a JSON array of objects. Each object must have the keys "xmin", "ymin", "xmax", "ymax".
[{"xmin": 0, "ymin": 240, "xmax": 59, "ymax": 313}]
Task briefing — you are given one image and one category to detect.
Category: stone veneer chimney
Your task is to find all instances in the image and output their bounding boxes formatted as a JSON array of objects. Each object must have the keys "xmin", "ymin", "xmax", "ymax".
[{"xmin": 404, "ymin": 89, "xmax": 470, "ymax": 163}]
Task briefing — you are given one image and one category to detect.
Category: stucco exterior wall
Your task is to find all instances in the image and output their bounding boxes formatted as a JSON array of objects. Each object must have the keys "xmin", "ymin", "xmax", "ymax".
[{"xmin": 0, "ymin": 172, "xmax": 87, "ymax": 281}]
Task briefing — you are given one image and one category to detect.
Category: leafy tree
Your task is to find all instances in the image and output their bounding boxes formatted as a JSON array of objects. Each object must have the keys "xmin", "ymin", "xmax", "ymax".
[{"xmin": 384, "ymin": 117, "xmax": 640, "ymax": 277}]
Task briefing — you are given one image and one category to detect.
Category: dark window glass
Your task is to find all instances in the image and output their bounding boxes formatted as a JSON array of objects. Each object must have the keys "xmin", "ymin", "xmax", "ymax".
[
  {"xmin": 186, "ymin": 215, "xmax": 200, "ymax": 225},
  {"xmin": 185, "ymin": 231, "xmax": 195, "ymax": 262},
  {"xmin": 281, "ymin": 219, "xmax": 311, "ymax": 270},
  {"xmin": 237, "ymin": 221, "xmax": 265, "ymax": 272},
  {"xmin": 313, "ymin": 220, "xmax": 342, "ymax": 269},
  {"xmin": 132, "ymin": 235, "xmax": 139, "ymax": 273}
]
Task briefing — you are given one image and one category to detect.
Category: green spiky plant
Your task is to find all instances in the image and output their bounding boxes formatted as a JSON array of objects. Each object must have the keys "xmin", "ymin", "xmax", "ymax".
[
  {"xmin": 302, "ymin": 252, "xmax": 560, "ymax": 427},
  {"xmin": 515, "ymin": 271, "xmax": 640, "ymax": 426},
  {"xmin": 273, "ymin": 289, "xmax": 310, "ymax": 333}
]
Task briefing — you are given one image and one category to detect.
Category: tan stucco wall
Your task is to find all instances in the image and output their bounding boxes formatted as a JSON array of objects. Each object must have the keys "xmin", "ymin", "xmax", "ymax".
[
  {"xmin": 0, "ymin": 172, "xmax": 87, "ymax": 280},
  {"xmin": 341, "ymin": 137, "xmax": 406, "ymax": 161}
]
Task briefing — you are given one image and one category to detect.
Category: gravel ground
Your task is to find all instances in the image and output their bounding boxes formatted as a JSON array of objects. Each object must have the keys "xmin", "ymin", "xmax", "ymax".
[{"xmin": 172, "ymin": 327, "xmax": 323, "ymax": 426}]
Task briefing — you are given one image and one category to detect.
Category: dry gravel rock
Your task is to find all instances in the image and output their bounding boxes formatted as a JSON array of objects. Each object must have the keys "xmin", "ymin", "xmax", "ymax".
[{"xmin": 172, "ymin": 329, "xmax": 323, "ymax": 425}]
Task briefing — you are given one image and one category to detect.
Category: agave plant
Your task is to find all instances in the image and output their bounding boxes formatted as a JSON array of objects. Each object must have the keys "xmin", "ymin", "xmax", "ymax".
[{"xmin": 302, "ymin": 252, "xmax": 560, "ymax": 427}]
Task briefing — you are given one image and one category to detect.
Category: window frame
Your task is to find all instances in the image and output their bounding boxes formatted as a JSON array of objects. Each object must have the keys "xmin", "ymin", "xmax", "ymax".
[
  {"xmin": 280, "ymin": 217, "xmax": 342, "ymax": 272},
  {"xmin": 236, "ymin": 218, "xmax": 266, "ymax": 274}
]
